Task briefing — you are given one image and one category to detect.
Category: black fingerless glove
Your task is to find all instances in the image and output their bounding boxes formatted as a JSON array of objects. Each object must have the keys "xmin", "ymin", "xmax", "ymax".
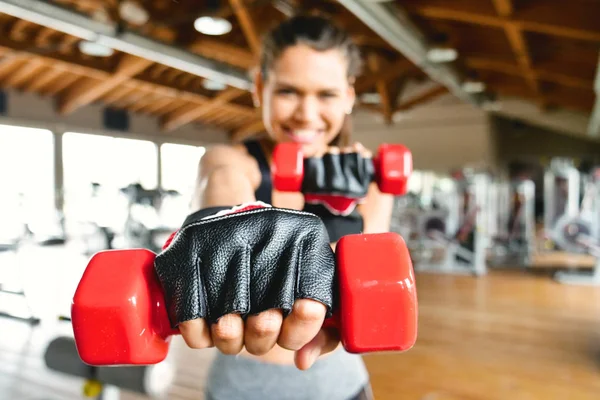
[
  {"xmin": 154, "ymin": 202, "xmax": 337, "ymax": 328},
  {"xmin": 302, "ymin": 152, "xmax": 375, "ymax": 198}
]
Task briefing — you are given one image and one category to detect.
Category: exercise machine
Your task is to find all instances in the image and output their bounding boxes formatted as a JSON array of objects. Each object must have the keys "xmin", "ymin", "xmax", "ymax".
[
  {"xmin": 552, "ymin": 166, "xmax": 600, "ymax": 285},
  {"xmin": 0, "ymin": 195, "xmax": 40, "ymax": 325},
  {"xmin": 121, "ymin": 183, "xmax": 183, "ymax": 253},
  {"xmin": 412, "ymin": 170, "xmax": 491, "ymax": 276},
  {"xmin": 44, "ymin": 336, "xmax": 175, "ymax": 399},
  {"xmin": 543, "ymin": 158, "xmax": 581, "ymax": 245},
  {"xmin": 489, "ymin": 177, "xmax": 536, "ymax": 267}
]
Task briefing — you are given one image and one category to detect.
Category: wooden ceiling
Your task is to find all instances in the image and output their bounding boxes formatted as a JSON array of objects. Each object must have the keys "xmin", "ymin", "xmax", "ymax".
[{"xmin": 0, "ymin": 0, "xmax": 597, "ymax": 140}]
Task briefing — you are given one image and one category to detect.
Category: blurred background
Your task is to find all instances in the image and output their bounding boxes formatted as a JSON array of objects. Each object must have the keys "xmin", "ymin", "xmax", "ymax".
[{"xmin": 0, "ymin": 0, "xmax": 599, "ymax": 399}]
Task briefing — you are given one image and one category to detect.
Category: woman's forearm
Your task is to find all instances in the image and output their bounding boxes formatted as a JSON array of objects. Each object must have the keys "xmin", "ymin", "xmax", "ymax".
[{"xmin": 195, "ymin": 166, "xmax": 256, "ymax": 209}]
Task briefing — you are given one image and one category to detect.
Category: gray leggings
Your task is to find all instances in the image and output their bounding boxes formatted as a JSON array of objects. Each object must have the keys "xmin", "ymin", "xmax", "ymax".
[
  {"xmin": 206, "ymin": 384, "xmax": 374, "ymax": 400},
  {"xmin": 204, "ymin": 350, "xmax": 372, "ymax": 400}
]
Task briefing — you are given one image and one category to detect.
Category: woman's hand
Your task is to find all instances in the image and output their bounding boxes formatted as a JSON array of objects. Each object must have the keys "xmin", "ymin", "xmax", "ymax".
[{"xmin": 179, "ymin": 300, "xmax": 341, "ymax": 370}]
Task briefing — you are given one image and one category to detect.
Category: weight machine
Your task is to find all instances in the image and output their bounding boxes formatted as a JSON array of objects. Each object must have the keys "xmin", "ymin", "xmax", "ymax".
[
  {"xmin": 489, "ymin": 177, "xmax": 536, "ymax": 267},
  {"xmin": 412, "ymin": 170, "xmax": 490, "ymax": 276},
  {"xmin": 44, "ymin": 336, "xmax": 175, "ymax": 399},
  {"xmin": 0, "ymin": 195, "xmax": 40, "ymax": 325},
  {"xmin": 550, "ymin": 166, "xmax": 600, "ymax": 285}
]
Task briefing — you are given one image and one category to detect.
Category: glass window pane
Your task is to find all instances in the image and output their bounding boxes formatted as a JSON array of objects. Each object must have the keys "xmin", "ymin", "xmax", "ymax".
[
  {"xmin": 62, "ymin": 132, "xmax": 158, "ymax": 230},
  {"xmin": 0, "ymin": 124, "xmax": 54, "ymax": 223},
  {"xmin": 160, "ymin": 143, "xmax": 206, "ymax": 198}
]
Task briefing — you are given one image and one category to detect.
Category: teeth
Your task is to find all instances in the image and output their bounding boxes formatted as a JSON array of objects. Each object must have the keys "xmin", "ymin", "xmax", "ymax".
[{"xmin": 291, "ymin": 130, "xmax": 317, "ymax": 138}]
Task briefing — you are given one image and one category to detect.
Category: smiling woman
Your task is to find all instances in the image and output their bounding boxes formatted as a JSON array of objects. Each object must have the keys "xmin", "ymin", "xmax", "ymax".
[{"xmin": 180, "ymin": 14, "xmax": 393, "ymax": 400}]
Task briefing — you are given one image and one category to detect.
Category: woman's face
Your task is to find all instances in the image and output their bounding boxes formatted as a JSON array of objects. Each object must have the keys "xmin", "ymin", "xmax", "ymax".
[{"xmin": 254, "ymin": 44, "xmax": 356, "ymax": 158}]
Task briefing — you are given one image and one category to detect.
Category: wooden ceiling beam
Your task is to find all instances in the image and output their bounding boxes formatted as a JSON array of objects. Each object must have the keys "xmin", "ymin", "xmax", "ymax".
[
  {"xmin": 189, "ymin": 39, "xmax": 255, "ymax": 70},
  {"xmin": 57, "ymin": 54, "xmax": 154, "ymax": 115},
  {"xmin": 491, "ymin": 0, "xmax": 542, "ymax": 102},
  {"xmin": 355, "ymin": 59, "xmax": 416, "ymax": 93},
  {"xmin": 24, "ymin": 67, "xmax": 64, "ymax": 92},
  {"xmin": 0, "ymin": 37, "xmax": 256, "ymax": 122},
  {"xmin": 230, "ymin": 118, "xmax": 265, "ymax": 142},
  {"xmin": 367, "ymin": 53, "xmax": 393, "ymax": 124},
  {"xmin": 161, "ymin": 87, "xmax": 247, "ymax": 131},
  {"xmin": 229, "ymin": 0, "xmax": 261, "ymax": 57},
  {"xmin": 409, "ymin": 5, "xmax": 600, "ymax": 43},
  {"xmin": 465, "ymin": 58, "xmax": 594, "ymax": 90},
  {"xmin": 1, "ymin": 58, "xmax": 45, "ymax": 88},
  {"xmin": 396, "ymin": 85, "xmax": 449, "ymax": 112},
  {"xmin": 491, "ymin": 0, "xmax": 513, "ymax": 18}
]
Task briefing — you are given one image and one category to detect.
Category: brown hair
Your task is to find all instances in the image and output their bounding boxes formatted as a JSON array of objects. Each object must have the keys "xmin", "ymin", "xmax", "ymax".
[{"xmin": 259, "ymin": 14, "xmax": 363, "ymax": 147}]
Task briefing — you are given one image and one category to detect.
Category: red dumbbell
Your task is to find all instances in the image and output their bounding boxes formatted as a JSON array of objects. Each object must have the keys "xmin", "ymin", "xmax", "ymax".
[
  {"xmin": 272, "ymin": 142, "xmax": 413, "ymax": 196},
  {"xmin": 71, "ymin": 232, "xmax": 418, "ymax": 366}
]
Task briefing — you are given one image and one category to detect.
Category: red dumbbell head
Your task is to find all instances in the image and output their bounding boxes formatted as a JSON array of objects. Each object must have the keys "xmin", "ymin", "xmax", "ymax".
[
  {"xmin": 335, "ymin": 232, "xmax": 417, "ymax": 353},
  {"xmin": 71, "ymin": 249, "xmax": 176, "ymax": 366},
  {"xmin": 272, "ymin": 142, "xmax": 304, "ymax": 192},
  {"xmin": 376, "ymin": 144, "xmax": 413, "ymax": 195}
]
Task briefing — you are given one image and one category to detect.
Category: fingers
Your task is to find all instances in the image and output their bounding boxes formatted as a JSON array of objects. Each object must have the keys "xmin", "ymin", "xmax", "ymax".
[
  {"xmin": 278, "ymin": 299, "xmax": 326, "ymax": 351},
  {"xmin": 211, "ymin": 314, "xmax": 244, "ymax": 355},
  {"xmin": 182, "ymin": 303, "xmax": 329, "ymax": 360},
  {"xmin": 179, "ymin": 318, "xmax": 213, "ymax": 349},
  {"xmin": 244, "ymin": 309, "xmax": 283, "ymax": 356},
  {"xmin": 294, "ymin": 327, "xmax": 341, "ymax": 370},
  {"xmin": 324, "ymin": 142, "xmax": 372, "ymax": 158}
]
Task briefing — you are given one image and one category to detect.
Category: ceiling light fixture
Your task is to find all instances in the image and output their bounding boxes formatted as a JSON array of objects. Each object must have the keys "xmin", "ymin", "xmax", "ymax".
[
  {"xmin": 119, "ymin": 1, "xmax": 150, "ymax": 25},
  {"xmin": 203, "ymin": 79, "xmax": 227, "ymax": 91},
  {"xmin": 78, "ymin": 40, "xmax": 114, "ymax": 57},
  {"xmin": 462, "ymin": 81, "xmax": 486, "ymax": 93},
  {"xmin": 426, "ymin": 47, "xmax": 458, "ymax": 63},
  {"xmin": 194, "ymin": 16, "xmax": 232, "ymax": 36}
]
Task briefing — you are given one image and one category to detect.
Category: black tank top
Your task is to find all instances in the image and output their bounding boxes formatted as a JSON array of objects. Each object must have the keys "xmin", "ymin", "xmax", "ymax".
[{"xmin": 242, "ymin": 140, "xmax": 364, "ymax": 242}]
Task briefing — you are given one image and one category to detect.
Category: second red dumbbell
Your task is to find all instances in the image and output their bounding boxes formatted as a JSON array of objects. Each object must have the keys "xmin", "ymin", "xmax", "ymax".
[
  {"xmin": 272, "ymin": 142, "xmax": 413, "ymax": 196},
  {"xmin": 70, "ymin": 232, "xmax": 417, "ymax": 366}
]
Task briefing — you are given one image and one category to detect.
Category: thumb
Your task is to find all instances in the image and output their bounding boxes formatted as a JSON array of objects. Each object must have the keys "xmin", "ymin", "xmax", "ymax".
[{"xmin": 294, "ymin": 327, "xmax": 341, "ymax": 370}]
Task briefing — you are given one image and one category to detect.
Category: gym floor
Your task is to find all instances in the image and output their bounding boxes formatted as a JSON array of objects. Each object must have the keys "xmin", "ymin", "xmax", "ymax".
[{"xmin": 2, "ymin": 243, "xmax": 599, "ymax": 400}]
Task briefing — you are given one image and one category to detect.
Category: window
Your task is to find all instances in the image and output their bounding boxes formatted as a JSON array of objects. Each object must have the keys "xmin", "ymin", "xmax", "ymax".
[
  {"xmin": 160, "ymin": 143, "xmax": 206, "ymax": 199},
  {"xmin": 0, "ymin": 124, "xmax": 54, "ymax": 217},
  {"xmin": 62, "ymin": 132, "xmax": 158, "ymax": 229}
]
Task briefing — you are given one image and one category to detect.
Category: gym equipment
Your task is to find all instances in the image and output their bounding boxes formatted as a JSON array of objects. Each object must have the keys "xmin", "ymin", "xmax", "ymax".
[
  {"xmin": 543, "ymin": 158, "xmax": 581, "ymax": 246},
  {"xmin": 272, "ymin": 142, "xmax": 412, "ymax": 196},
  {"xmin": 44, "ymin": 336, "xmax": 174, "ymax": 399},
  {"xmin": 0, "ymin": 199, "xmax": 40, "ymax": 324},
  {"xmin": 489, "ymin": 177, "xmax": 536, "ymax": 266},
  {"xmin": 121, "ymin": 183, "xmax": 184, "ymax": 253},
  {"xmin": 0, "ymin": 241, "xmax": 41, "ymax": 325},
  {"xmin": 411, "ymin": 170, "xmax": 491, "ymax": 276},
  {"xmin": 78, "ymin": 183, "xmax": 119, "ymax": 256},
  {"xmin": 70, "ymin": 232, "xmax": 417, "ymax": 366},
  {"xmin": 552, "ymin": 166, "xmax": 600, "ymax": 285}
]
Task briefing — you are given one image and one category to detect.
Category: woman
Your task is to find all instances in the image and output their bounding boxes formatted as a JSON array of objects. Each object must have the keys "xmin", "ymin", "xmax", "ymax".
[{"xmin": 187, "ymin": 14, "xmax": 395, "ymax": 400}]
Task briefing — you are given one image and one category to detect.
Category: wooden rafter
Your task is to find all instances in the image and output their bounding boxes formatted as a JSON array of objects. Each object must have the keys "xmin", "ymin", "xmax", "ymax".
[
  {"xmin": 396, "ymin": 85, "xmax": 448, "ymax": 112},
  {"xmin": 465, "ymin": 58, "xmax": 593, "ymax": 90},
  {"xmin": 491, "ymin": 0, "xmax": 541, "ymax": 101},
  {"xmin": 58, "ymin": 54, "xmax": 154, "ymax": 115},
  {"xmin": 161, "ymin": 87, "xmax": 247, "ymax": 131},
  {"xmin": 0, "ymin": 37, "xmax": 256, "ymax": 122},
  {"xmin": 229, "ymin": 0, "xmax": 262, "ymax": 56},
  {"xmin": 355, "ymin": 59, "xmax": 415, "ymax": 93},
  {"xmin": 189, "ymin": 39, "xmax": 255, "ymax": 70},
  {"xmin": 409, "ymin": 5, "xmax": 600, "ymax": 43},
  {"xmin": 367, "ymin": 53, "xmax": 393, "ymax": 124},
  {"xmin": 230, "ymin": 118, "xmax": 265, "ymax": 142}
]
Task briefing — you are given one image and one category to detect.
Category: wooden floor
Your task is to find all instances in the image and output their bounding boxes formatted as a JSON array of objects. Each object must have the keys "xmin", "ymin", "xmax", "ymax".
[{"xmin": 2, "ymin": 243, "xmax": 600, "ymax": 399}]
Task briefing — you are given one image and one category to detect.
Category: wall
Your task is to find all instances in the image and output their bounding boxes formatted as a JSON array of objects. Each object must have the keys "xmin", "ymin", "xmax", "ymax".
[
  {"xmin": 351, "ymin": 90, "xmax": 498, "ymax": 174},
  {"xmin": 492, "ymin": 115, "xmax": 600, "ymax": 165},
  {"xmin": 0, "ymin": 90, "xmax": 228, "ymax": 146}
]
